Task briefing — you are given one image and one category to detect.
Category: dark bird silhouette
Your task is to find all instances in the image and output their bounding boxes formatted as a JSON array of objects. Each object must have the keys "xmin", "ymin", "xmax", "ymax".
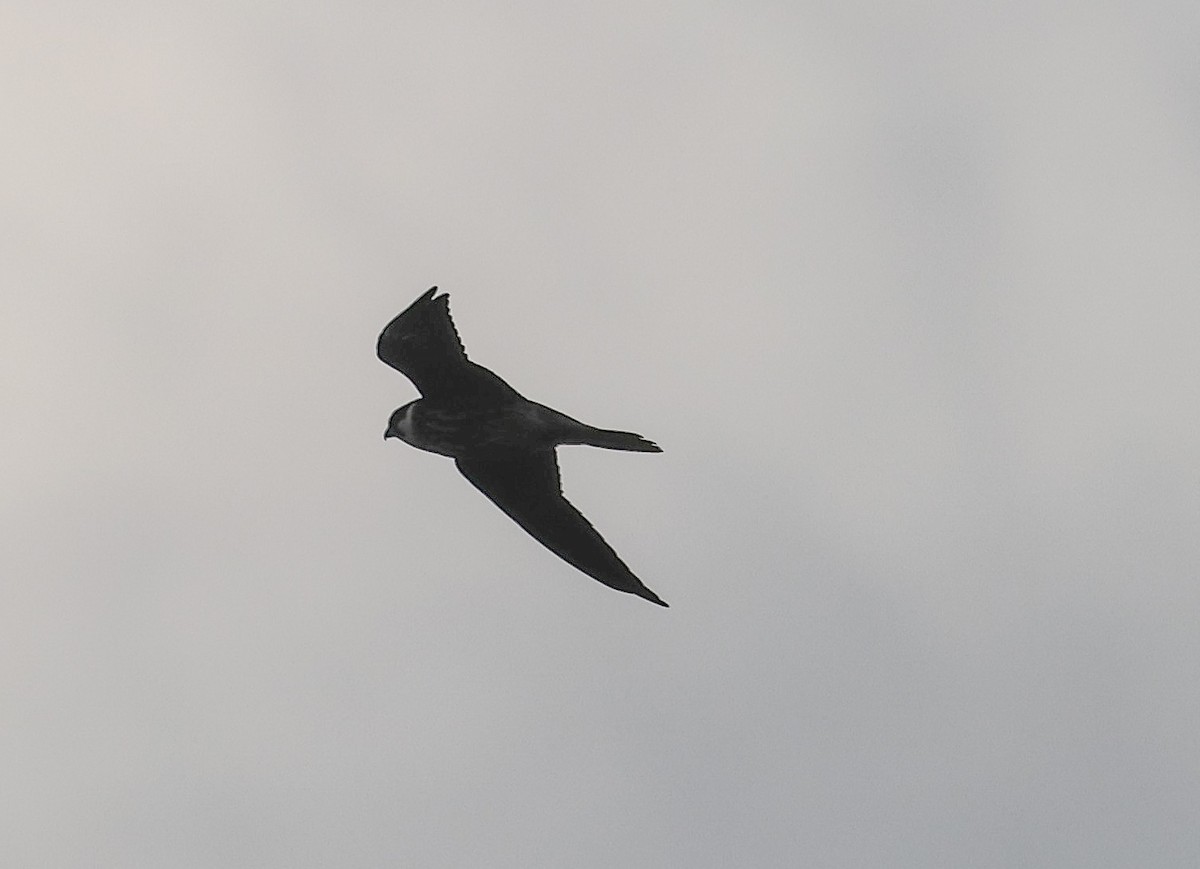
[{"xmin": 378, "ymin": 287, "xmax": 667, "ymax": 607}]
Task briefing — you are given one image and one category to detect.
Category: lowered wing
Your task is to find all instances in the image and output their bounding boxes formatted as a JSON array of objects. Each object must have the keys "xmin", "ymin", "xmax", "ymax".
[{"xmin": 455, "ymin": 452, "xmax": 668, "ymax": 607}]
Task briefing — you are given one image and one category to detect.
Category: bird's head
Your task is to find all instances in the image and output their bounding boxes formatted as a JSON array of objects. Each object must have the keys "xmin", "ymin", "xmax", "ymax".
[{"xmin": 384, "ymin": 401, "xmax": 417, "ymax": 442}]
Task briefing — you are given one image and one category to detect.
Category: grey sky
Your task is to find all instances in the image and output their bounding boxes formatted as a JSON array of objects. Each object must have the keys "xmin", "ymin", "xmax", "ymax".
[{"xmin": 4, "ymin": 2, "xmax": 1199, "ymax": 866}]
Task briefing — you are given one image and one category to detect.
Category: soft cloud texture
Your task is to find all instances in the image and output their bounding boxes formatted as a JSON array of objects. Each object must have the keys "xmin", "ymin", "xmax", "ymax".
[{"xmin": 4, "ymin": 3, "xmax": 1198, "ymax": 866}]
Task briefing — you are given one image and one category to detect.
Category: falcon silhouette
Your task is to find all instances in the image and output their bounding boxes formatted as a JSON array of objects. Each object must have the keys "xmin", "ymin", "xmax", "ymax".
[{"xmin": 378, "ymin": 287, "xmax": 667, "ymax": 607}]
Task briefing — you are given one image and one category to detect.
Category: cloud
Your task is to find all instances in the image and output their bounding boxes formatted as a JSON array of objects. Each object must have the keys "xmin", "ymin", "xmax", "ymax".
[{"xmin": 3, "ymin": 2, "xmax": 1198, "ymax": 866}]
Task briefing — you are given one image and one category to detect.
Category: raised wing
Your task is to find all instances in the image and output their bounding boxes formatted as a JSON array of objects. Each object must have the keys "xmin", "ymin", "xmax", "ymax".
[
  {"xmin": 455, "ymin": 452, "xmax": 668, "ymax": 607},
  {"xmin": 377, "ymin": 287, "xmax": 517, "ymax": 402}
]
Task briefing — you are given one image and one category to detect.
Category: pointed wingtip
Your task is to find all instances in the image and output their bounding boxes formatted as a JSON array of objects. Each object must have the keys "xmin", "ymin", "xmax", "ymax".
[
  {"xmin": 640, "ymin": 589, "xmax": 669, "ymax": 607},
  {"xmin": 390, "ymin": 286, "xmax": 441, "ymax": 322}
]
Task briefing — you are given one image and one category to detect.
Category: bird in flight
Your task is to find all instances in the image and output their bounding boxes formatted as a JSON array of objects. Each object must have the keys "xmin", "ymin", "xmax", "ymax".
[{"xmin": 378, "ymin": 287, "xmax": 667, "ymax": 607}]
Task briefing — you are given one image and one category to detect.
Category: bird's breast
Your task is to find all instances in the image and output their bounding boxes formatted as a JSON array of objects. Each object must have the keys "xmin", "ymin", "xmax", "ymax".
[{"xmin": 408, "ymin": 401, "xmax": 550, "ymax": 457}]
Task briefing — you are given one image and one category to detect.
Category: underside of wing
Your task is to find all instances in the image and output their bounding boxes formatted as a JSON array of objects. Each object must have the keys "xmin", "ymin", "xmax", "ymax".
[
  {"xmin": 377, "ymin": 287, "xmax": 516, "ymax": 401},
  {"xmin": 455, "ymin": 452, "xmax": 668, "ymax": 607}
]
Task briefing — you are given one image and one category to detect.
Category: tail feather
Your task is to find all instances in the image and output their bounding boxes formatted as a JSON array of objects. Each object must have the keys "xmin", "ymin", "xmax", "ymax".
[
  {"xmin": 579, "ymin": 427, "xmax": 662, "ymax": 452},
  {"xmin": 538, "ymin": 404, "xmax": 661, "ymax": 452}
]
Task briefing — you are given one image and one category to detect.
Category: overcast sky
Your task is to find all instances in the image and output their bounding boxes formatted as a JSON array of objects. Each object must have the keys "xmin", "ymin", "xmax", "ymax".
[{"xmin": 4, "ymin": 2, "xmax": 1199, "ymax": 866}]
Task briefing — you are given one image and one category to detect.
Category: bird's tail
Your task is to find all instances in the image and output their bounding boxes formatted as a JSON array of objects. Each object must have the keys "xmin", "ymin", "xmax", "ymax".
[
  {"xmin": 536, "ymin": 403, "xmax": 662, "ymax": 452},
  {"xmin": 576, "ymin": 426, "xmax": 662, "ymax": 453}
]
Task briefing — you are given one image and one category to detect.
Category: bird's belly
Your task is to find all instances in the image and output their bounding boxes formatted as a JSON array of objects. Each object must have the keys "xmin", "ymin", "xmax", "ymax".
[{"xmin": 411, "ymin": 404, "xmax": 547, "ymax": 457}]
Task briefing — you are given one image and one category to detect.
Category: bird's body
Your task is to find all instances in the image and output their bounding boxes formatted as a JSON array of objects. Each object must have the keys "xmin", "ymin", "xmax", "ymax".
[
  {"xmin": 388, "ymin": 398, "xmax": 659, "ymax": 457},
  {"xmin": 378, "ymin": 287, "xmax": 667, "ymax": 607}
]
